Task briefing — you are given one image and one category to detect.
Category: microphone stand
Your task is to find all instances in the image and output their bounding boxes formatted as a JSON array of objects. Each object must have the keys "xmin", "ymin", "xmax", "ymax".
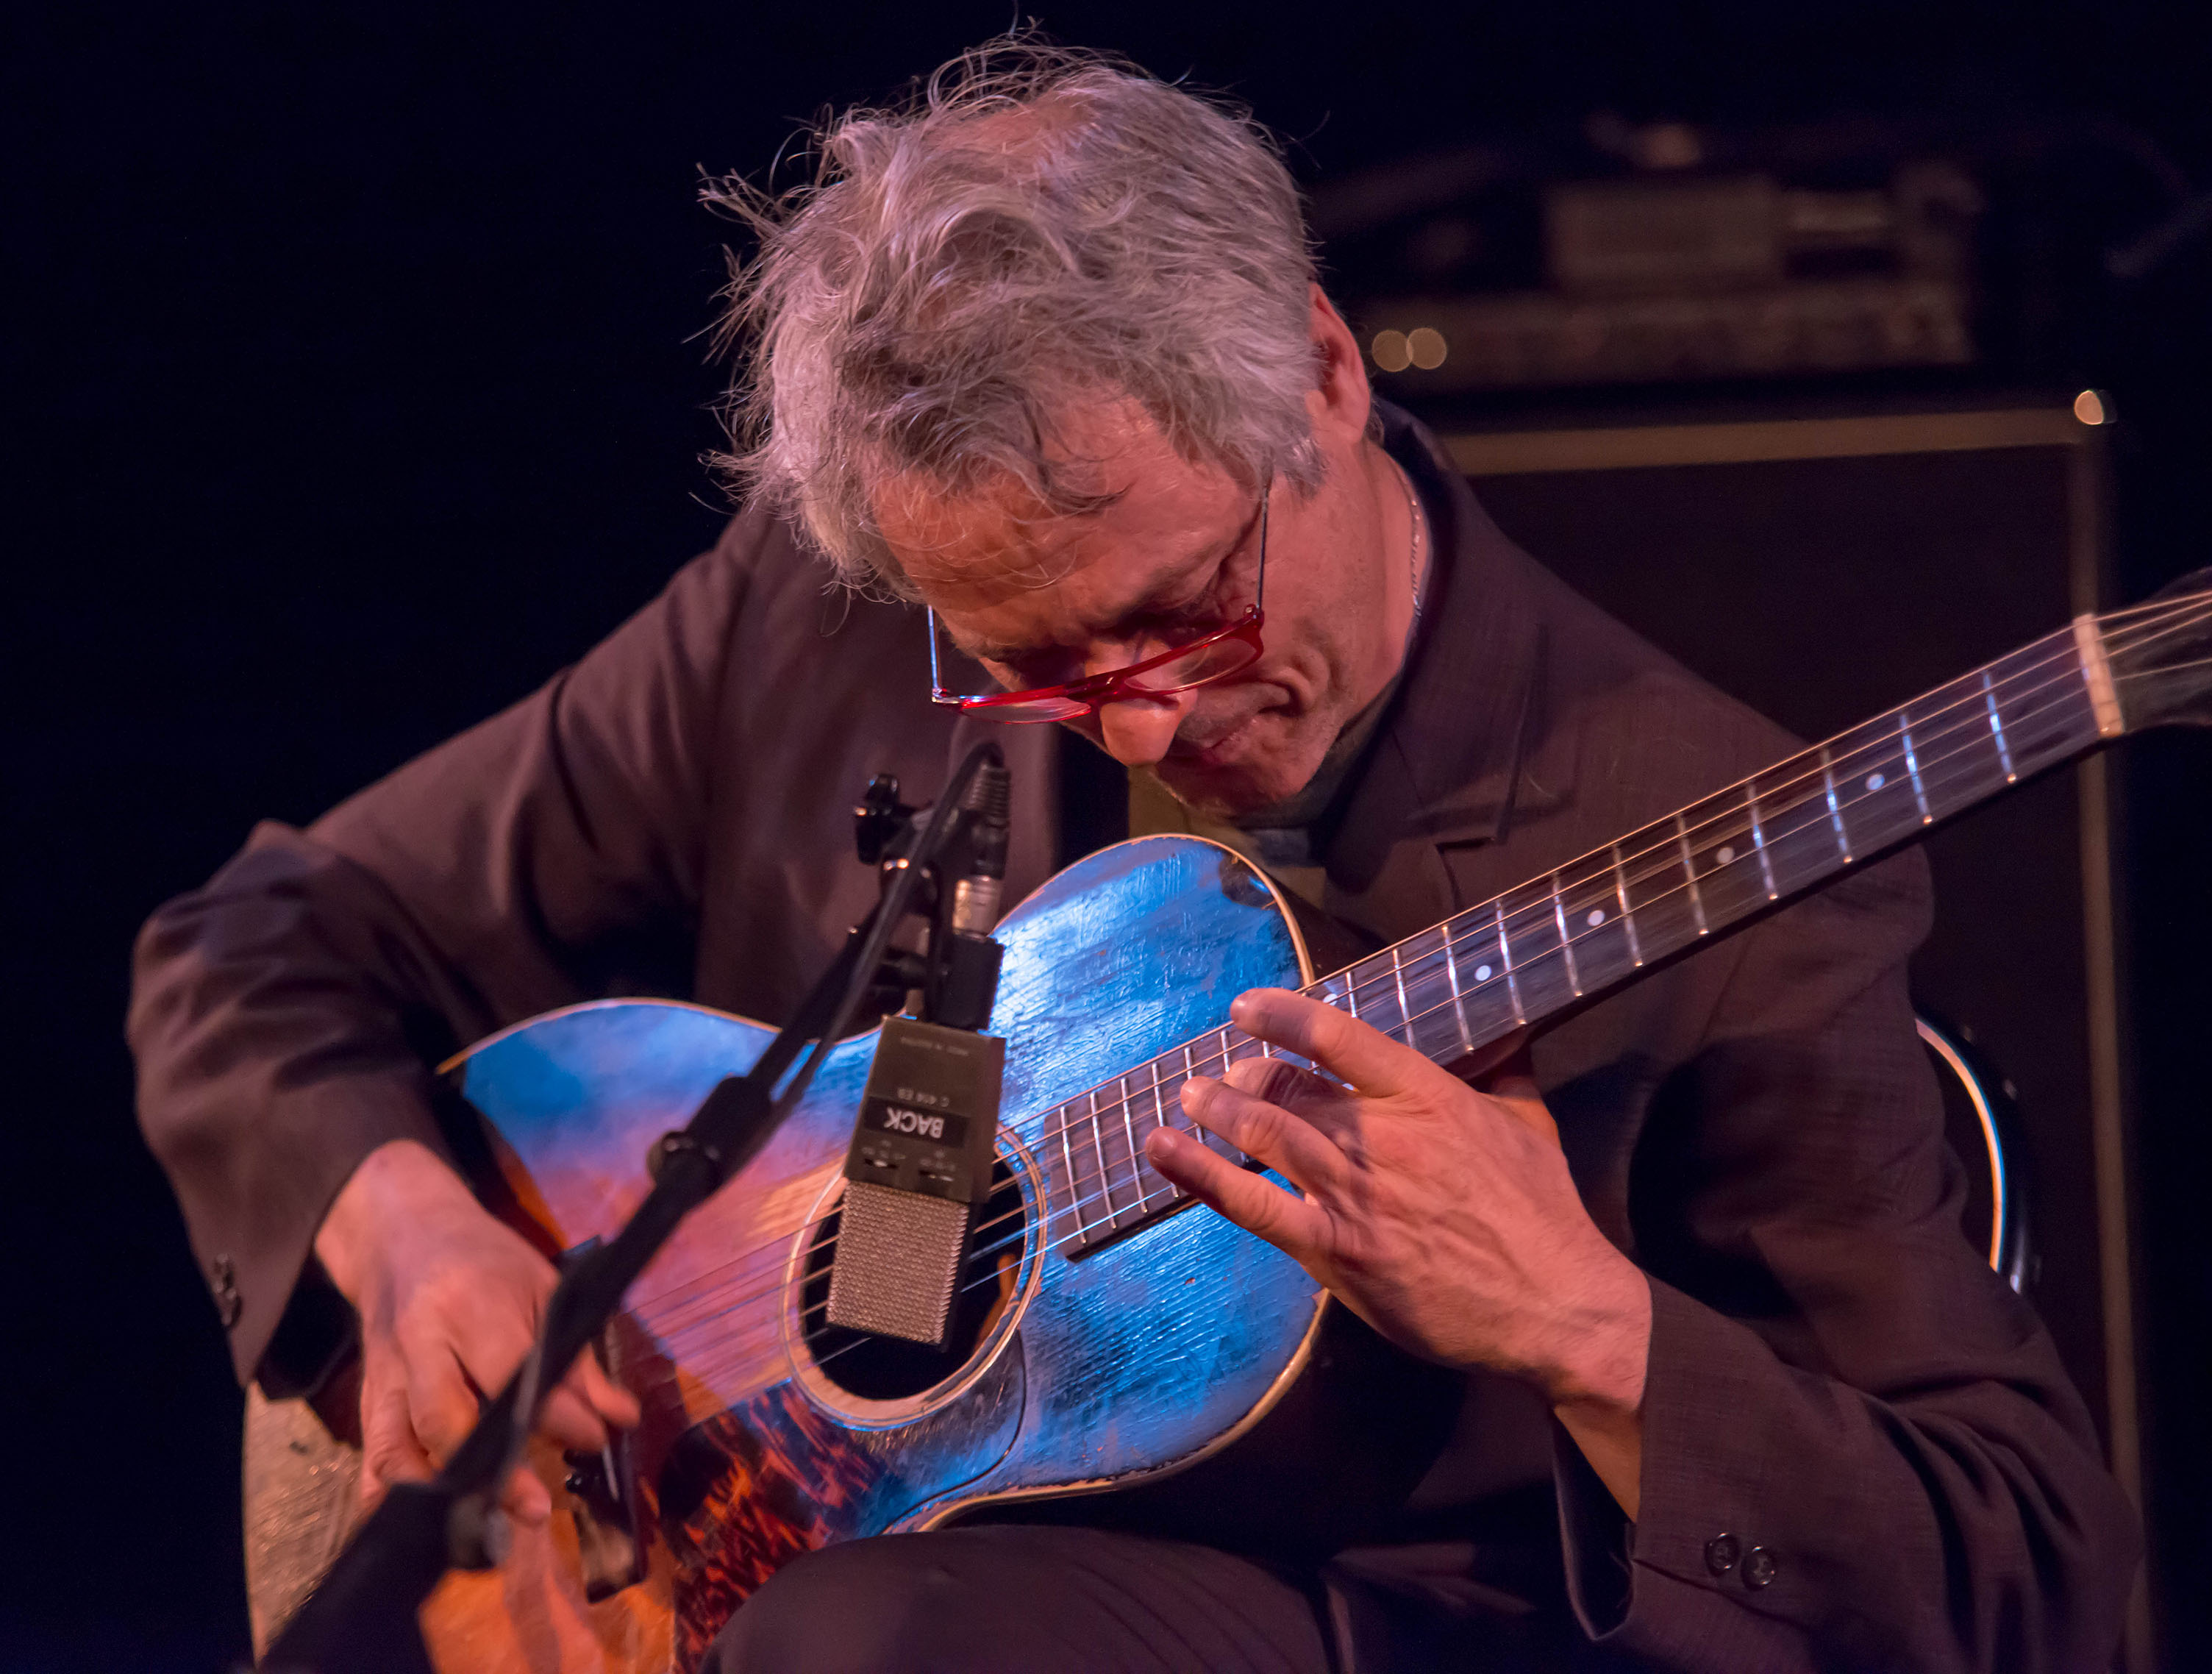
[{"xmin": 261, "ymin": 741, "xmax": 1007, "ymax": 1673}]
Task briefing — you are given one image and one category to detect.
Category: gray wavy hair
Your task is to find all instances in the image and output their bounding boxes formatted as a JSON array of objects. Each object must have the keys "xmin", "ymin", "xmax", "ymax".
[{"xmin": 707, "ymin": 38, "xmax": 1324, "ymax": 597}]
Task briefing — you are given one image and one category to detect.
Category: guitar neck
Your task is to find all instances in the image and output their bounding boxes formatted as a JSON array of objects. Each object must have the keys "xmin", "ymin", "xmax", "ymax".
[
  {"xmin": 1310, "ymin": 616, "xmax": 2124, "ymax": 1061},
  {"xmin": 1048, "ymin": 615, "xmax": 2127, "ymax": 1257}
]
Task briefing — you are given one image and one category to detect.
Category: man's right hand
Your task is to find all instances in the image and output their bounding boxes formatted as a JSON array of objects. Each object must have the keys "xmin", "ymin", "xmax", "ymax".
[{"xmin": 313, "ymin": 1138, "xmax": 641, "ymax": 1524}]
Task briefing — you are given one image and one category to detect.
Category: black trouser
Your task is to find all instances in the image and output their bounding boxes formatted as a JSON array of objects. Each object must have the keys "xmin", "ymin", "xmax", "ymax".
[
  {"xmin": 709, "ymin": 1526, "xmax": 1332, "ymax": 1673},
  {"xmin": 708, "ymin": 1523, "xmax": 1615, "ymax": 1673}
]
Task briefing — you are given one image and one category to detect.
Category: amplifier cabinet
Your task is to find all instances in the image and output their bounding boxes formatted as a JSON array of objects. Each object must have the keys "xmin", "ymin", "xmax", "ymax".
[{"xmin": 1443, "ymin": 405, "xmax": 2154, "ymax": 1670}]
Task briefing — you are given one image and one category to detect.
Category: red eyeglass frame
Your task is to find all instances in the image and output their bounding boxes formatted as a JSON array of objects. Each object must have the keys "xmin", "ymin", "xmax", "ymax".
[{"xmin": 927, "ymin": 491, "xmax": 1269, "ymax": 724}]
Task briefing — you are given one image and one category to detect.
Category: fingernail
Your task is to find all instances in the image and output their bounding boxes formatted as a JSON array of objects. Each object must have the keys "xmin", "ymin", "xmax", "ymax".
[{"xmin": 1146, "ymin": 1126, "xmax": 1184, "ymax": 1158}]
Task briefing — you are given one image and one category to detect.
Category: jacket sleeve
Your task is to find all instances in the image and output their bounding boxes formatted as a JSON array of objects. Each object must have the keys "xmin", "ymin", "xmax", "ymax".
[
  {"xmin": 1555, "ymin": 852, "xmax": 2139, "ymax": 1673},
  {"xmin": 128, "ymin": 516, "xmax": 763, "ymax": 1387}
]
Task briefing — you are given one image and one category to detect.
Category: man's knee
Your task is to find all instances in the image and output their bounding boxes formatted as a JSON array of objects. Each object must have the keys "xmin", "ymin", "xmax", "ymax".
[
  {"xmin": 708, "ymin": 1533, "xmax": 1021, "ymax": 1674},
  {"xmin": 707, "ymin": 1524, "xmax": 1330, "ymax": 1674}
]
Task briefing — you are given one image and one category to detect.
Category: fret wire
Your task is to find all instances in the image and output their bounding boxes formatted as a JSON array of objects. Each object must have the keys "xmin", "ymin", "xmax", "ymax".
[
  {"xmin": 1444, "ymin": 923, "xmax": 1473, "ymax": 1052},
  {"xmin": 1220, "ymin": 1028, "xmax": 1248, "ymax": 1160},
  {"xmin": 1120, "ymin": 1075, "xmax": 1148, "ymax": 1209},
  {"xmin": 942, "ymin": 658, "xmax": 2114, "ymax": 1256},
  {"xmin": 1674, "ymin": 811, "xmax": 1708, "ymax": 935},
  {"xmin": 1550, "ymin": 875, "xmax": 1582, "ymax": 996},
  {"xmin": 1291, "ymin": 641, "xmax": 2088, "ymax": 1083},
  {"xmin": 1058, "ymin": 1114, "xmax": 1084, "ymax": 1239},
  {"xmin": 1745, "ymin": 786, "xmax": 1779, "ymax": 900},
  {"xmin": 1610, "ymin": 843, "xmax": 1643, "ymax": 966},
  {"xmin": 648, "ymin": 648, "xmax": 2147, "ymax": 1329},
  {"xmin": 1060, "ymin": 662, "xmax": 2103, "ymax": 1178},
  {"xmin": 1818, "ymin": 744, "xmax": 1852, "ymax": 862},
  {"xmin": 1041, "ymin": 640, "xmax": 2113, "ymax": 1184},
  {"xmin": 1026, "ymin": 596, "xmax": 2212, "ymax": 1256},
  {"xmin": 1087, "ymin": 1089, "xmax": 1114, "ymax": 1228},
  {"xmin": 2073, "ymin": 615, "xmax": 2126, "ymax": 736},
  {"xmin": 1181, "ymin": 1043, "xmax": 1205, "ymax": 1164},
  {"xmin": 1308, "ymin": 634, "xmax": 2078, "ymax": 1036},
  {"xmin": 1494, "ymin": 900, "xmax": 1526, "ymax": 1023},
  {"xmin": 1390, "ymin": 944, "xmax": 1411, "ymax": 1042},
  {"xmin": 657, "ymin": 642, "xmax": 2147, "ymax": 1319},
  {"xmin": 1355, "ymin": 670, "xmax": 2102, "ymax": 1061},
  {"xmin": 1980, "ymin": 668, "xmax": 2017, "ymax": 781},
  {"xmin": 1898, "ymin": 707, "xmax": 1932, "ymax": 822},
  {"xmin": 1105, "ymin": 663, "xmax": 2095, "ymax": 1181}
]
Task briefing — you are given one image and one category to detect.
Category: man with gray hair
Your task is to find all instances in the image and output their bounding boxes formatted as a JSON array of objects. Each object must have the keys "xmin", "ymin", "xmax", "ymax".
[{"xmin": 132, "ymin": 40, "xmax": 2136, "ymax": 1673}]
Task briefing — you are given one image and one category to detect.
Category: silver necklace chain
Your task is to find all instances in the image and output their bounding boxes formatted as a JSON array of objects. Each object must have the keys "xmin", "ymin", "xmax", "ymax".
[{"xmin": 1389, "ymin": 452, "xmax": 1427, "ymax": 627}]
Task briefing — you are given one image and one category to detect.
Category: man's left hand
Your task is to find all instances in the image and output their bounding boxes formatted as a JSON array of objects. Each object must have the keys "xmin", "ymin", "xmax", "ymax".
[{"xmin": 1143, "ymin": 987, "xmax": 1652, "ymax": 1422}]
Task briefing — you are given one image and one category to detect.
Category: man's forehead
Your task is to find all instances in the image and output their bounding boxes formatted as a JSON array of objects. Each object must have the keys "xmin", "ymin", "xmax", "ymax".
[
  {"xmin": 911, "ymin": 504, "xmax": 1221, "ymax": 663},
  {"xmin": 872, "ymin": 411, "xmax": 1245, "ymax": 644}
]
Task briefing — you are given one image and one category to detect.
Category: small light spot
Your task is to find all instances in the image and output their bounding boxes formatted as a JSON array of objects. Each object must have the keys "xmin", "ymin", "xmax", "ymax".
[
  {"xmin": 1474, "ymin": 964, "xmax": 1494, "ymax": 981},
  {"xmin": 1585, "ymin": 908, "xmax": 1605, "ymax": 927},
  {"xmin": 1371, "ymin": 330, "xmax": 1412, "ymax": 373},
  {"xmin": 2073, "ymin": 388, "xmax": 2110, "ymax": 427},
  {"xmin": 1866, "ymin": 772, "xmax": 1886, "ymax": 791},
  {"xmin": 1716, "ymin": 844, "xmax": 1736, "ymax": 863},
  {"xmin": 1406, "ymin": 327, "xmax": 1449, "ymax": 370},
  {"xmin": 1634, "ymin": 121, "xmax": 1704, "ymax": 170}
]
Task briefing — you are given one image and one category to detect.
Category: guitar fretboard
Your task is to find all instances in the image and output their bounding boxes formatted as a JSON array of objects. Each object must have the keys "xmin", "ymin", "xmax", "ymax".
[{"xmin": 1040, "ymin": 618, "xmax": 2123, "ymax": 1256}]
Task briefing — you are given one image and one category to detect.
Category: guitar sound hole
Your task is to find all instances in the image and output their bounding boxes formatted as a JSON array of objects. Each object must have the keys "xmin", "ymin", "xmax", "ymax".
[{"xmin": 797, "ymin": 1159, "xmax": 1026, "ymax": 1401}]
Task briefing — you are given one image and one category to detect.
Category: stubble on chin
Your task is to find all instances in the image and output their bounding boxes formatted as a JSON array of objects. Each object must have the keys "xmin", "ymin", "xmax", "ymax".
[{"xmin": 1156, "ymin": 713, "xmax": 1333, "ymax": 822}]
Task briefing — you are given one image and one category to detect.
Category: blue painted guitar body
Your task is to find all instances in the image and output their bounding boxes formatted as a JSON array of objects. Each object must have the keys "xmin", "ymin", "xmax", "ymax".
[{"xmin": 438, "ymin": 836, "xmax": 1446, "ymax": 1670}]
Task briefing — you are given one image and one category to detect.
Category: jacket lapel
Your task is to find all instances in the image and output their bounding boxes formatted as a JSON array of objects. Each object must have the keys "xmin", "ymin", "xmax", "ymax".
[{"xmin": 1321, "ymin": 407, "xmax": 1549, "ymax": 947}]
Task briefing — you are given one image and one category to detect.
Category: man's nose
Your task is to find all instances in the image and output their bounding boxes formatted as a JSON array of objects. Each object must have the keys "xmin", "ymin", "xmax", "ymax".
[{"xmin": 1095, "ymin": 690, "xmax": 1194, "ymax": 766}]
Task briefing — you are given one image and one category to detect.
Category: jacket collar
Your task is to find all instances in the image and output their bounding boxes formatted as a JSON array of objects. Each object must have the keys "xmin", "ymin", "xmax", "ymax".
[
  {"xmin": 1302, "ymin": 403, "xmax": 1550, "ymax": 947},
  {"xmin": 1377, "ymin": 402, "xmax": 1548, "ymax": 850}
]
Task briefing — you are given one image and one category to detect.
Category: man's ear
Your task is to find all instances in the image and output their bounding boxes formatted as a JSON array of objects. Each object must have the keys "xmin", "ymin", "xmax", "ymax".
[{"xmin": 1305, "ymin": 283, "xmax": 1374, "ymax": 451}]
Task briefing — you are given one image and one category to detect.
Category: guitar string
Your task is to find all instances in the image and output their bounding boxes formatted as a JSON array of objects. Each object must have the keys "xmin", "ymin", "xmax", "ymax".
[
  {"xmin": 771, "ymin": 621, "xmax": 2200, "ymax": 1373},
  {"xmin": 621, "ymin": 599, "xmax": 2211, "ymax": 1341},
  {"xmin": 1016, "ymin": 643, "xmax": 2193, "ymax": 1242},
  {"xmin": 915, "ymin": 596, "xmax": 2206, "ymax": 1188},
  {"xmin": 636, "ymin": 616, "xmax": 2211, "ymax": 1395},
  {"xmin": 629, "ymin": 593, "xmax": 2211, "ymax": 1347},
  {"xmin": 641, "ymin": 622, "xmax": 2199, "ymax": 1364},
  {"xmin": 623, "ymin": 631, "xmax": 2183, "ymax": 1365},
  {"xmin": 982, "ymin": 592, "xmax": 2212, "ymax": 1184}
]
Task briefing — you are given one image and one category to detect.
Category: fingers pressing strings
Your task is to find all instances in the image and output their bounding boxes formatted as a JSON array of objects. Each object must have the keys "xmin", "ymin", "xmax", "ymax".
[{"xmin": 567, "ymin": 601, "xmax": 2212, "ymax": 1406}]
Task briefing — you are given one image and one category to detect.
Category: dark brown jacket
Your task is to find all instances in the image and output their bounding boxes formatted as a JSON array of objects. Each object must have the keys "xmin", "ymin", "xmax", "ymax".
[{"xmin": 129, "ymin": 407, "xmax": 2136, "ymax": 1670}]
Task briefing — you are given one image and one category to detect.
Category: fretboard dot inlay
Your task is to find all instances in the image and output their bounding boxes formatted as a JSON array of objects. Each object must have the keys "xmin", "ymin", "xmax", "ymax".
[{"xmin": 1049, "ymin": 619, "xmax": 2131, "ymax": 1264}]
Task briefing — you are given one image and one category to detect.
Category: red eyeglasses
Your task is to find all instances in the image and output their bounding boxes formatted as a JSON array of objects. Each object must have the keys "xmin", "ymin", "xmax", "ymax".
[{"xmin": 928, "ymin": 492, "xmax": 1269, "ymax": 724}]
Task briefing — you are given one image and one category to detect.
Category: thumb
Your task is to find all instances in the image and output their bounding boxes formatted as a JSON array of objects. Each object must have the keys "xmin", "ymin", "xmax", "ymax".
[{"xmin": 359, "ymin": 1377, "xmax": 432, "ymax": 1511}]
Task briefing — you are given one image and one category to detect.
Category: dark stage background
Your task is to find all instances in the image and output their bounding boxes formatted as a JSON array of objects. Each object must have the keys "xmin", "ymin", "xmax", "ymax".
[{"xmin": 10, "ymin": 4, "xmax": 2209, "ymax": 1670}]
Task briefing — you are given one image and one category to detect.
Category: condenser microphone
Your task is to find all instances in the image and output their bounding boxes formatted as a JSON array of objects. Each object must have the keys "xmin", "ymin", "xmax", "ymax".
[
  {"xmin": 827, "ymin": 761, "xmax": 1011, "ymax": 1347},
  {"xmin": 827, "ymin": 1016, "xmax": 1004, "ymax": 1347}
]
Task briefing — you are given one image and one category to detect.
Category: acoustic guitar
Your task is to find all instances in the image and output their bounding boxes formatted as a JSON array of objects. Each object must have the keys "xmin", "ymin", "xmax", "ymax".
[{"xmin": 243, "ymin": 574, "xmax": 2211, "ymax": 1672}]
